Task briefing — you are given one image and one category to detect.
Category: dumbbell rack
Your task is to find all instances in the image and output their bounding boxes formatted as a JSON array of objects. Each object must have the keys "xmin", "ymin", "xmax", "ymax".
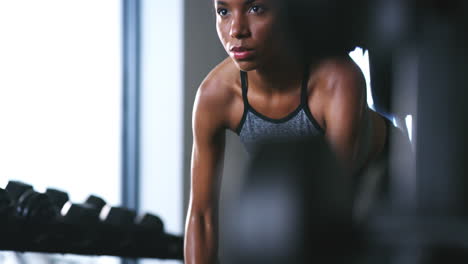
[
  {"xmin": 0, "ymin": 182, "xmax": 184, "ymax": 260},
  {"xmin": 0, "ymin": 219, "xmax": 183, "ymax": 259}
]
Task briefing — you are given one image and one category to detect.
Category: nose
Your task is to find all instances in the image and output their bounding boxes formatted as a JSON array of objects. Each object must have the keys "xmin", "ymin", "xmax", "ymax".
[{"xmin": 230, "ymin": 14, "xmax": 250, "ymax": 39}]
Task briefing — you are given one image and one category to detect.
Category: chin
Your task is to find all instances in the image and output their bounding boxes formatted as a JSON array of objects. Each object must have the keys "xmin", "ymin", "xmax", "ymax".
[{"xmin": 232, "ymin": 59, "xmax": 258, "ymax": 72}]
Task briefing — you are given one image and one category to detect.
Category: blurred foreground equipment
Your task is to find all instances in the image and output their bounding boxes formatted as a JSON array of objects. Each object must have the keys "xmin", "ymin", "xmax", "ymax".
[{"xmin": 223, "ymin": 137, "xmax": 360, "ymax": 264}]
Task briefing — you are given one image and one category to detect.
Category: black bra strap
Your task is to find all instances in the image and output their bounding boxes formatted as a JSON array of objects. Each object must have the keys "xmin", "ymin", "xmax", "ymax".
[
  {"xmin": 240, "ymin": 71, "xmax": 249, "ymax": 106},
  {"xmin": 300, "ymin": 65, "xmax": 310, "ymax": 106}
]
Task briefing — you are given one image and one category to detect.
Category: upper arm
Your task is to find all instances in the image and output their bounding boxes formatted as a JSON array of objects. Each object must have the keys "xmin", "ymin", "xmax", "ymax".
[
  {"xmin": 322, "ymin": 59, "xmax": 368, "ymax": 172},
  {"xmin": 189, "ymin": 79, "xmax": 229, "ymax": 216}
]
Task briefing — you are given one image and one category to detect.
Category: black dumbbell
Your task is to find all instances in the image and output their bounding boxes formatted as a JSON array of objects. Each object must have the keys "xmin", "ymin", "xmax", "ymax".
[
  {"xmin": 62, "ymin": 203, "xmax": 100, "ymax": 225},
  {"xmin": 6, "ymin": 181, "xmax": 57, "ymax": 222},
  {"xmin": 57, "ymin": 202, "xmax": 103, "ymax": 250},
  {"xmin": 100, "ymin": 206, "xmax": 137, "ymax": 252},
  {"xmin": 136, "ymin": 213, "xmax": 164, "ymax": 234},
  {"xmin": 104, "ymin": 206, "xmax": 137, "ymax": 227},
  {"xmin": 5, "ymin": 181, "xmax": 58, "ymax": 247},
  {"xmin": 132, "ymin": 212, "xmax": 166, "ymax": 257},
  {"xmin": 5, "ymin": 181, "xmax": 33, "ymax": 201},
  {"xmin": 59, "ymin": 194, "xmax": 114, "ymax": 251},
  {"xmin": 0, "ymin": 188, "xmax": 16, "ymax": 248},
  {"xmin": 49, "ymin": 195, "xmax": 109, "ymax": 251},
  {"xmin": 45, "ymin": 188, "xmax": 69, "ymax": 211},
  {"xmin": 0, "ymin": 188, "xmax": 13, "ymax": 218},
  {"xmin": 85, "ymin": 195, "xmax": 106, "ymax": 212}
]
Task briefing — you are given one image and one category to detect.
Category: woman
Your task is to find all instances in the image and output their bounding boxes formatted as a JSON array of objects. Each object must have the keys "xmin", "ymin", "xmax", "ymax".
[{"xmin": 184, "ymin": 0, "xmax": 387, "ymax": 263}]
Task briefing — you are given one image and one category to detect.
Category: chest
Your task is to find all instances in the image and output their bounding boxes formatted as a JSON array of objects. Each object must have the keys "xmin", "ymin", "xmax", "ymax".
[
  {"xmin": 238, "ymin": 109, "xmax": 322, "ymax": 153},
  {"xmin": 247, "ymin": 90, "xmax": 303, "ymax": 119}
]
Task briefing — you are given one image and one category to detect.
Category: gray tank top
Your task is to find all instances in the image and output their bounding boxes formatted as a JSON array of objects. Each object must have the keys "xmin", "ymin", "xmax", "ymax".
[{"xmin": 236, "ymin": 69, "xmax": 324, "ymax": 153}]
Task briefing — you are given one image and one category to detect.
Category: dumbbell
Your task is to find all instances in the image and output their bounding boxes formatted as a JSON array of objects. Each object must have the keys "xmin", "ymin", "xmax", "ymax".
[
  {"xmin": 100, "ymin": 208, "xmax": 166, "ymax": 255},
  {"xmin": 83, "ymin": 193, "xmax": 166, "ymax": 253},
  {"xmin": 0, "ymin": 188, "xmax": 13, "ymax": 218},
  {"xmin": 0, "ymin": 188, "xmax": 15, "ymax": 248},
  {"xmin": 4, "ymin": 181, "xmax": 58, "ymax": 247},
  {"xmin": 5, "ymin": 181, "xmax": 57, "ymax": 222},
  {"xmin": 133, "ymin": 213, "xmax": 164, "ymax": 247},
  {"xmin": 53, "ymin": 194, "xmax": 116, "ymax": 251},
  {"xmin": 99, "ymin": 206, "xmax": 137, "ymax": 252},
  {"xmin": 85, "ymin": 195, "xmax": 106, "ymax": 211},
  {"xmin": 0, "ymin": 188, "xmax": 15, "ymax": 244},
  {"xmin": 88, "ymin": 196, "xmax": 165, "ymax": 253},
  {"xmin": 0, "ymin": 188, "xmax": 13, "ymax": 216},
  {"xmin": 133, "ymin": 213, "xmax": 174, "ymax": 258},
  {"xmin": 136, "ymin": 213, "xmax": 164, "ymax": 234},
  {"xmin": 45, "ymin": 188, "xmax": 105, "ymax": 251},
  {"xmin": 56, "ymin": 195, "xmax": 107, "ymax": 251},
  {"xmin": 58, "ymin": 194, "xmax": 131, "ymax": 251},
  {"xmin": 5, "ymin": 181, "xmax": 33, "ymax": 201},
  {"xmin": 45, "ymin": 188, "xmax": 69, "ymax": 212},
  {"xmin": 104, "ymin": 206, "xmax": 136, "ymax": 226}
]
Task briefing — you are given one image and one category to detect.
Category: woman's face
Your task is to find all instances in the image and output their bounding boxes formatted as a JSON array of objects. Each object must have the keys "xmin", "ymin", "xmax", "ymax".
[{"xmin": 214, "ymin": 0, "xmax": 282, "ymax": 71}]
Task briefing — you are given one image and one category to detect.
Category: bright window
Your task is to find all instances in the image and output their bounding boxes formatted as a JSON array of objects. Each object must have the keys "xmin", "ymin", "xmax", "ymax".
[{"xmin": 0, "ymin": 1, "xmax": 122, "ymax": 263}]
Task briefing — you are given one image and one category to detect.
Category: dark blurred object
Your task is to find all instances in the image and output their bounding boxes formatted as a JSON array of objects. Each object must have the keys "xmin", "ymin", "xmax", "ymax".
[
  {"xmin": 359, "ymin": 0, "xmax": 468, "ymax": 263},
  {"xmin": 223, "ymin": 137, "xmax": 359, "ymax": 264},
  {"xmin": 366, "ymin": 0, "xmax": 417, "ymax": 121},
  {"xmin": 413, "ymin": 13, "xmax": 468, "ymax": 218},
  {"xmin": 276, "ymin": 0, "xmax": 368, "ymax": 59}
]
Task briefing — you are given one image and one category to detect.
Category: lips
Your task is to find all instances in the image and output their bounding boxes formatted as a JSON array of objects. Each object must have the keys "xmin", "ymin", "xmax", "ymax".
[{"xmin": 230, "ymin": 46, "xmax": 255, "ymax": 60}]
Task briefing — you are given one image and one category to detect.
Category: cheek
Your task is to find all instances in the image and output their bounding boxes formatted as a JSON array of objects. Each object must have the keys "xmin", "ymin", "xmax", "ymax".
[
  {"xmin": 216, "ymin": 21, "xmax": 230, "ymax": 51},
  {"xmin": 252, "ymin": 19, "xmax": 276, "ymax": 48}
]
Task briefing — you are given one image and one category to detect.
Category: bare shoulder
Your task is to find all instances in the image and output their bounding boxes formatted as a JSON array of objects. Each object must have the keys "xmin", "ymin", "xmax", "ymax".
[
  {"xmin": 193, "ymin": 57, "xmax": 242, "ymax": 131},
  {"xmin": 313, "ymin": 54, "xmax": 366, "ymax": 97},
  {"xmin": 307, "ymin": 54, "xmax": 367, "ymax": 130},
  {"xmin": 197, "ymin": 57, "xmax": 240, "ymax": 105}
]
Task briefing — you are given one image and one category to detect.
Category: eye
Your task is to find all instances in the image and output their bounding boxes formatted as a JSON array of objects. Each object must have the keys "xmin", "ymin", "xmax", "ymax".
[
  {"xmin": 217, "ymin": 8, "xmax": 229, "ymax": 17},
  {"xmin": 248, "ymin": 5, "xmax": 264, "ymax": 14}
]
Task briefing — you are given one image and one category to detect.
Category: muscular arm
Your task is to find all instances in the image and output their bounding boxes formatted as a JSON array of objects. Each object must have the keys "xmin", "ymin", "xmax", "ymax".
[
  {"xmin": 322, "ymin": 58, "xmax": 371, "ymax": 173},
  {"xmin": 184, "ymin": 80, "xmax": 228, "ymax": 264}
]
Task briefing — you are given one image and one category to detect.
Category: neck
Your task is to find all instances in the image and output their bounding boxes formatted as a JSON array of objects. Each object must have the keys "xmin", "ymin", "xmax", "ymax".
[{"xmin": 250, "ymin": 56, "xmax": 305, "ymax": 94}]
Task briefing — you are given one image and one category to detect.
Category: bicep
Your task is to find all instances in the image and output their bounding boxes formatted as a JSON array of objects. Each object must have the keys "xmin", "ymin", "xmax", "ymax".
[{"xmin": 324, "ymin": 68, "xmax": 367, "ymax": 171}]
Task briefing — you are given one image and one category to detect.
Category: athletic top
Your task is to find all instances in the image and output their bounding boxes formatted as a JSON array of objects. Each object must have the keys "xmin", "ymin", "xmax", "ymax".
[{"xmin": 236, "ymin": 69, "xmax": 324, "ymax": 153}]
